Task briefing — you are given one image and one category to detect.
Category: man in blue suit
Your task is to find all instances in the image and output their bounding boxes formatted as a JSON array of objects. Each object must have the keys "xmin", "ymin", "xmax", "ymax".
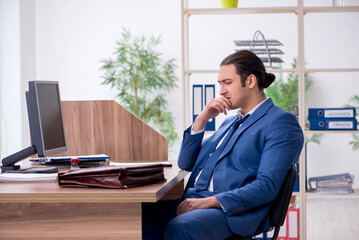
[{"xmin": 142, "ymin": 50, "xmax": 304, "ymax": 239}]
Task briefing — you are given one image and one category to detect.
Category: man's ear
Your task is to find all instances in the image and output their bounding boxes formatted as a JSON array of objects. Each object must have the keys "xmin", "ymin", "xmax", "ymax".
[{"xmin": 247, "ymin": 74, "xmax": 257, "ymax": 89}]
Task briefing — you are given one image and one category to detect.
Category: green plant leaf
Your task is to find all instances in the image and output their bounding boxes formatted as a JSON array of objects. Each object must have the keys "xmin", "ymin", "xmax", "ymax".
[
  {"xmin": 344, "ymin": 95, "xmax": 359, "ymax": 152},
  {"xmin": 349, "ymin": 134, "xmax": 359, "ymax": 151},
  {"xmin": 306, "ymin": 134, "xmax": 324, "ymax": 145}
]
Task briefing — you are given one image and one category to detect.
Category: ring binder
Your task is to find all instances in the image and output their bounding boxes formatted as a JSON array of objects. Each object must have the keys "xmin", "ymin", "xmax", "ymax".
[
  {"xmin": 308, "ymin": 108, "xmax": 356, "ymax": 119},
  {"xmin": 309, "ymin": 118, "xmax": 357, "ymax": 130},
  {"xmin": 204, "ymin": 85, "xmax": 215, "ymax": 131},
  {"xmin": 192, "ymin": 85, "xmax": 203, "ymax": 124}
]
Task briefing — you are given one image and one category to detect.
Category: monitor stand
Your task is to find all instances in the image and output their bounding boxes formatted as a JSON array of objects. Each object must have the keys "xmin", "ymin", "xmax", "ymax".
[{"xmin": 1, "ymin": 146, "xmax": 36, "ymax": 173}]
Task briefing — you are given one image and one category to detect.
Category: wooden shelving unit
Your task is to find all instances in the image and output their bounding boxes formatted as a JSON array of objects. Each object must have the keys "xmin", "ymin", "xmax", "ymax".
[{"xmin": 181, "ymin": 0, "xmax": 359, "ymax": 239}]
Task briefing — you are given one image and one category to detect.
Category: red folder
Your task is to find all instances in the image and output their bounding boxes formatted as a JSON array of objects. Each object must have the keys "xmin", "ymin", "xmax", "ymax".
[
  {"xmin": 287, "ymin": 208, "xmax": 299, "ymax": 240},
  {"xmin": 277, "ymin": 216, "xmax": 287, "ymax": 240}
]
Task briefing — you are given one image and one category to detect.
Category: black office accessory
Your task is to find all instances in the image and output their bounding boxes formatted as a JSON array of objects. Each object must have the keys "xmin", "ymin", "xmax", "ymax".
[
  {"xmin": 6, "ymin": 167, "xmax": 58, "ymax": 174},
  {"xmin": 1, "ymin": 81, "xmax": 67, "ymax": 173},
  {"xmin": 234, "ymin": 30, "xmax": 284, "ymax": 68}
]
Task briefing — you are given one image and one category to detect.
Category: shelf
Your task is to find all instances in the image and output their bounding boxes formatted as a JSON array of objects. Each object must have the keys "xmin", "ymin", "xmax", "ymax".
[
  {"xmin": 185, "ymin": 70, "xmax": 218, "ymax": 74},
  {"xmin": 184, "ymin": 68, "xmax": 359, "ymax": 75},
  {"xmin": 305, "ymin": 68, "xmax": 359, "ymax": 73},
  {"xmin": 184, "ymin": 6, "xmax": 359, "ymax": 16},
  {"xmin": 184, "ymin": 68, "xmax": 298, "ymax": 75},
  {"xmin": 292, "ymin": 191, "xmax": 300, "ymax": 197},
  {"xmin": 305, "ymin": 130, "xmax": 359, "ymax": 134},
  {"xmin": 184, "ymin": 7, "xmax": 297, "ymax": 15},
  {"xmin": 306, "ymin": 189, "xmax": 359, "ymax": 197},
  {"xmin": 304, "ymin": 6, "xmax": 359, "ymax": 14}
]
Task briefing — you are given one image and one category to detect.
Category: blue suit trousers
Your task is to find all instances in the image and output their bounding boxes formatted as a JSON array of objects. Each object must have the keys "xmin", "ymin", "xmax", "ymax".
[{"xmin": 142, "ymin": 198, "xmax": 234, "ymax": 240}]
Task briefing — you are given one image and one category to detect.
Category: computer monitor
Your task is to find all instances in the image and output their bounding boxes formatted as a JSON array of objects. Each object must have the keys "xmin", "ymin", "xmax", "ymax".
[{"xmin": 1, "ymin": 81, "xmax": 67, "ymax": 172}]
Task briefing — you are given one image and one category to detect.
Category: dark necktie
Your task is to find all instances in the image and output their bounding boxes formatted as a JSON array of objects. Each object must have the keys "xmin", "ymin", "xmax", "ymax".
[{"xmin": 194, "ymin": 114, "xmax": 250, "ymax": 191}]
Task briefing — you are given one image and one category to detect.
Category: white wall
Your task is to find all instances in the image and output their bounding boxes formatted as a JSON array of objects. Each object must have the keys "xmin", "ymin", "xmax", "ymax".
[
  {"xmin": 0, "ymin": 0, "xmax": 22, "ymax": 159},
  {"xmin": 19, "ymin": 0, "xmax": 36, "ymax": 151}
]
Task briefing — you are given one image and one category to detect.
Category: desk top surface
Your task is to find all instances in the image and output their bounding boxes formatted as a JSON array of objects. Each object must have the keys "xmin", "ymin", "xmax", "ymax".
[{"xmin": 0, "ymin": 166, "xmax": 188, "ymax": 203}]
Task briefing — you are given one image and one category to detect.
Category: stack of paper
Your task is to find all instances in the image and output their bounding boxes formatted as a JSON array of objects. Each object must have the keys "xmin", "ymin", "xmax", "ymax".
[
  {"xmin": 109, "ymin": 161, "xmax": 172, "ymax": 168},
  {"xmin": 308, "ymin": 173, "xmax": 354, "ymax": 193},
  {"xmin": 0, "ymin": 173, "xmax": 58, "ymax": 182}
]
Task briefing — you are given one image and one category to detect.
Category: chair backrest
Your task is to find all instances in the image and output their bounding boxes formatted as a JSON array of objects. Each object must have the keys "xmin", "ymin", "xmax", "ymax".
[{"xmin": 268, "ymin": 164, "xmax": 297, "ymax": 239}]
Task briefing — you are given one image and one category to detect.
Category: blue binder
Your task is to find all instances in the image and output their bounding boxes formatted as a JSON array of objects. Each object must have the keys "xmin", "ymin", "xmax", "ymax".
[
  {"xmin": 192, "ymin": 85, "xmax": 203, "ymax": 124},
  {"xmin": 293, "ymin": 162, "xmax": 299, "ymax": 192},
  {"xmin": 204, "ymin": 85, "xmax": 215, "ymax": 131},
  {"xmin": 309, "ymin": 118, "xmax": 357, "ymax": 130},
  {"xmin": 192, "ymin": 84, "xmax": 216, "ymax": 131},
  {"xmin": 308, "ymin": 108, "xmax": 356, "ymax": 119}
]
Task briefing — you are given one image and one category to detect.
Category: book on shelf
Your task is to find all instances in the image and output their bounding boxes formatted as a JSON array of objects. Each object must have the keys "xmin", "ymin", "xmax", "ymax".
[
  {"xmin": 315, "ymin": 187, "xmax": 354, "ymax": 193},
  {"xmin": 308, "ymin": 172, "xmax": 354, "ymax": 193},
  {"xmin": 316, "ymin": 179, "xmax": 353, "ymax": 188}
]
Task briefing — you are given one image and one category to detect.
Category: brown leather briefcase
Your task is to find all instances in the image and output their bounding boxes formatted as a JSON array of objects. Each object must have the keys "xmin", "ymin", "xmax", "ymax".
[{"xmin": 58, "ymin": 164, "xmax": 166, "ymax": 189}]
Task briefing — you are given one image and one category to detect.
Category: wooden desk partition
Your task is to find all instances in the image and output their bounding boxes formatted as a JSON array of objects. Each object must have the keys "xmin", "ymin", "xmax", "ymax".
[{"xmin": 60, "ymin": 100, "xmax": 168, "ymax": 162}]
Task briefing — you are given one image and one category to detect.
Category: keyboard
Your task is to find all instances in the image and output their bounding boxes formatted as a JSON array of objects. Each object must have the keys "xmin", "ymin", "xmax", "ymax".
[{"xmin": 30, "ymin": 154, "xmax": 110, "ymax": 167}]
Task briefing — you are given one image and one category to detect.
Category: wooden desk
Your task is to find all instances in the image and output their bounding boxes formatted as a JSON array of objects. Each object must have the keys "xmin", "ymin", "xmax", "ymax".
[{"xmin": 0, "ymin": 166, "xmax": 188, "ymax": 239}]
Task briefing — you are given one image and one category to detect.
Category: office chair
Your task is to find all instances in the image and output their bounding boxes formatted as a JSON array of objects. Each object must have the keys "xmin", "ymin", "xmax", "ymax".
[{"xmin": 227, "ymin": 164, "xmax": 297, "ymax": 240}]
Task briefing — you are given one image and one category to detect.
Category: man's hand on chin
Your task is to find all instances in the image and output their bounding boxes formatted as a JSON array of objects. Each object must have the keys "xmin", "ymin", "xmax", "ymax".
[{"xmin": 177, "ymin": 196, "xmax": 221, "ymax": 215}]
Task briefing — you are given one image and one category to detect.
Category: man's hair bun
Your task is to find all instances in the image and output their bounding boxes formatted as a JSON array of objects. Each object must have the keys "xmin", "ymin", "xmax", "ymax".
[{"xmin": 263, "ymin": 72, "xmax": 276, "ymax": 88}]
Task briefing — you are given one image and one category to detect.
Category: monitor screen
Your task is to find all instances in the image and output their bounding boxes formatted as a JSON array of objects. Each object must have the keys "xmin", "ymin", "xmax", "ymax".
[
  {"xmin": 36, "ymin": 83, "xmax": 66, "ymax": 152},
  {"xmin": 29, "ymin": 81, "xmax": 67, "ymax": 156}
]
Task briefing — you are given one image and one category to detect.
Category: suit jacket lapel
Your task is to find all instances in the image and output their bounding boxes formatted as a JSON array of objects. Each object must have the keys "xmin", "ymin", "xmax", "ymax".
[{"xmin": 219, "ymin": 98, "xmax": 275, "ymax": 160}]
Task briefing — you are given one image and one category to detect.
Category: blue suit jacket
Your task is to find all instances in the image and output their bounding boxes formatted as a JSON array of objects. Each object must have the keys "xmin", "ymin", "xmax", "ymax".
[{"xmin": 178, "ymin": 98, "xmax": 304, "ymax": 236}]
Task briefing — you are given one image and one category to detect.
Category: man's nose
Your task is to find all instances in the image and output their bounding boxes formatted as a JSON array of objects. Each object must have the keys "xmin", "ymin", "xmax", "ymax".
[{"xmin": 219, "ymin": 86, "xmax": 226, "ymax": 96}]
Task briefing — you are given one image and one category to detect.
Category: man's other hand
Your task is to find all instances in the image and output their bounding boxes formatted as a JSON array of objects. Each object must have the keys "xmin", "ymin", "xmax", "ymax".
[{"xmin": 177, "ymin": 196, "xmax": 221, "ymax": 215}]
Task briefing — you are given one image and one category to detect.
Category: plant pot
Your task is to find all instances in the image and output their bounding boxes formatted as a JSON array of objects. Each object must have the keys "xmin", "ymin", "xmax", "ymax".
[{"xmin": 221, "ymin": 0, "xmax": 238, "ymax": 8}]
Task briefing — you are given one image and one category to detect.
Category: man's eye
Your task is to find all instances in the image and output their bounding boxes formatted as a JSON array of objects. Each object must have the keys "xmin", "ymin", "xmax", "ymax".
[{"xmin": 219, "ymin": 81, "xmax": 231, "ymax": 85}]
